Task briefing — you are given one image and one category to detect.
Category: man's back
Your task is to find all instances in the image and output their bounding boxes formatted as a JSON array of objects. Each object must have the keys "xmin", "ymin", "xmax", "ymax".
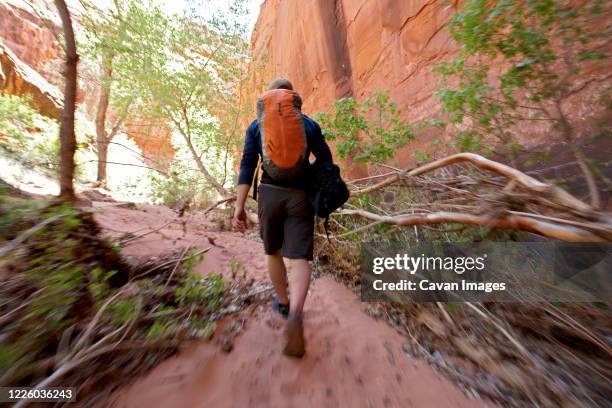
[{"xmin": 237, "ymin": 115, "xmax": 333, "ymax": 190}]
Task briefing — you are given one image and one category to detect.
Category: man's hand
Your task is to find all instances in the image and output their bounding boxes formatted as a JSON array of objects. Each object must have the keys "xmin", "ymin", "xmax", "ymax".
[
  {"xmin": 232, "ymin": 206, "xmax": 248, "ymax": 232},
  {"xmin": 233, "ymin": 184, "xmax": 251, "ymax": 232}
]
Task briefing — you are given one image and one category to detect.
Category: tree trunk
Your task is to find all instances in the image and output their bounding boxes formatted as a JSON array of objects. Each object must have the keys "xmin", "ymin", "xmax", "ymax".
[
  {"xmin": 54, "ymin": 0, "xmax": 78, "ymax": 201},
  {"xmin": 172, "ymin": 113, "xmax": 228, "ymax": 197},
  {"xmin": 95, "ymin": 54, "xmax": 113, "ymax": 186},
  {"xmin": 96, "ymin": 138, "xmax": 109, "ymax": 185},
  {"xmin": 182, "ymin": 133, "xmax": 228, "ymax": 196}
]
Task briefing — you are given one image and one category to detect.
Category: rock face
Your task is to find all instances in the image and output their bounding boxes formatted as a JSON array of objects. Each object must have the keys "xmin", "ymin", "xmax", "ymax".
[
  {"xmin": 243, "ymin": 0, "xmax": 611, "ymax": 176},
  {"xmin": 0, "ymin": 1, "xmax": 63, "ymax": 118},
  {"xmin": 0, "ymin": 0, "xmax": 173, "ymax": 165},
  {"xmin": 0, "ymin": 0, "xmax": 62, "ymax": 82},
  {"xmin": 0, "ymin": 41, "xmax": 63, "ymax": 118},
  {"xmin": 243, "ymin": 0, "xmax": 460, "ymax": 126},
  {"xmin": 240, "ymin": 0, "xmax": 466, "ymax": 176}
]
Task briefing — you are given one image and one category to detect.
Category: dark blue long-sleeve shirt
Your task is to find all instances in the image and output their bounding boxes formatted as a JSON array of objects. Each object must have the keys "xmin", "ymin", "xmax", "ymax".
[{"xmin": 237, "ymin": 115, "xmax": 333, "ymax": 190}]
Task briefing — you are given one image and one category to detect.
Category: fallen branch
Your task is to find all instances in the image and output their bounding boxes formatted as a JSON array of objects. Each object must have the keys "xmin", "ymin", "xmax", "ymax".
[
  {"xmin": 508, "ymin": 210, "xmax": 612, "ymax": 239},
  {"xmin": 316, "ymin": 220, "xmax": 385, "ymax": 240},
  {"xmin": 201, "ymin": 196, "xmax": 236, "ymax": 215},
  {"xmin": 131, "ymin": 247, "xmax": 211, "ymax": 281},
  {"xmin": 351, "ymin": 153, "xmax": 592, "ymax": 213},
  {"xmin": 339, "ymin": 209, "xmax": 607, "ymax": 242},
  {"xmin": 72, "ymin": 289, "xmax": 126, "ymax": 353}
]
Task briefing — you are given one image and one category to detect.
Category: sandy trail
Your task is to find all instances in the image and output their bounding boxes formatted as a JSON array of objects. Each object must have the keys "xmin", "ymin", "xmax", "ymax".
[{"xmin": 93, "ymin": 202, "xmax": 488, "ymax": 408}]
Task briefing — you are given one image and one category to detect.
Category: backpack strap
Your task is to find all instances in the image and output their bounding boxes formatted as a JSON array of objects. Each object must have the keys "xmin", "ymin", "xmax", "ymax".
[{"xmin": 252, "ymin": 159, "xmax": 261, "ymax": 201}]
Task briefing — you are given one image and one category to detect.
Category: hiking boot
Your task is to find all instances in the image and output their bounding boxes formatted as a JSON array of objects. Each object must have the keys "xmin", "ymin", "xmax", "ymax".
[{"xmin": 283, "ymin": 312, "xmax": 305, "ymax": 358}]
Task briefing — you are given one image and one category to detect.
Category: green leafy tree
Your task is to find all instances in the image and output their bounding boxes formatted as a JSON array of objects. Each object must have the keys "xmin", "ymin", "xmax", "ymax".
[
  {"xmin": 83, "ymin": 0, "xmax": 248, "ymax": 197},
  {"xmin": 81, "ymin": 0, "xmax": 135, "ymax": 186},
  {"xmin": 148, "ymin": 125, "xmax": 223, "ymax": 207},
  {"xmin": 435, "ymin": 0, "xmax": 611, "ymax": 208},
  {"xmin": 314, "ymin": 91, "xmax": 415, "ymax": 164}
]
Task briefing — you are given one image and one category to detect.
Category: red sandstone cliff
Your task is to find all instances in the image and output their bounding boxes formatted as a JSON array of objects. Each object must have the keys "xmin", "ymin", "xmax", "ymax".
[
  {"xmin": 0, "ymin": 1, "xmax": 63, "ymax": 118},
  {"xmin": 0, "ymin": 41, "xmax": 63, "ymax": 118},
  {"xmin": 0, "ymin": 0, "xmax": 61, "ymax": 82},
  {"xmin": 243, "ymin": 0, "xmax": 611, "ymax": 175},
  {"xmin": 0, "ymin": 0, "xmax": 173, "ymax": 166},
  {"xmin": 246, "ymin": 0, "xmax": 459, "ymax": 122}
]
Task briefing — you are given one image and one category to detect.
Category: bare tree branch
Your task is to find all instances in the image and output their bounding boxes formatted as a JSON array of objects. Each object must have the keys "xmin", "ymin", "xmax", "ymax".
[
  {"xmin": 351, "ymin": 153, "xmax": 593, "ymax": 213},
  {"xmin": 339, "ymin": 209, "xmax": 607, "ymax": 243}
]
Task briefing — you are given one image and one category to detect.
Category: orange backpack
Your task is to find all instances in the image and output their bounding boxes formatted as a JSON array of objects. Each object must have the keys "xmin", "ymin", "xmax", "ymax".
[{"xmin": 256, "ymin": 89, "xmax": 309, "ymax": 181}]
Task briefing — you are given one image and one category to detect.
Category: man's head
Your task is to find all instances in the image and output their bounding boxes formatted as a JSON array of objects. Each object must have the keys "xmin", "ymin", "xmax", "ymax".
[{"xmin": 268, "ymin": 77, "xmax": 293, "ymax": 91}]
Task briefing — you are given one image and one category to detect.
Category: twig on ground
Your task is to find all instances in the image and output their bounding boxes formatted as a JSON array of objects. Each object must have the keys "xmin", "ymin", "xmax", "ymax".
[
  {"xmin": 119, "ymin": 219, "xmax": 177, "ymax": 246},
  {"xmin": 164, "ymin": 239, "xmax": 201, "ymax": 288}
]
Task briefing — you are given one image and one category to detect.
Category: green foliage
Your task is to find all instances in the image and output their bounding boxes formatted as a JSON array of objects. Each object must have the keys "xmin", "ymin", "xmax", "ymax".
[
  {"xmin": 434, "ymin": 0, "xmax": 610, "ymax": 162},
  {"xmin": 0, "ymin": 197, "xmax": 226, "ymax": 386},
  {"xmin": 88, "ymin": 267, "xmax": 118, "ymax": 301},
  {"xmin": 314, "ymin": 91, "xmax": 416, "ymax": 164},
  {"xmin": 82, "ymin": 0, "xmax": 249, "ymax": 198},
  {"xmin": 413, "ymin": 149, "xmax": 431, "ymax": 165},
  {"xmin": 109, "ymin": 299, "xmax": 137, "ymax": 325},
  {"xmin": 0, "ymin": 93, "xmax": 102, "ymax": 184},
  {"xmin": 0, "ymin": 93, "xmax": 60, "ymax": 172},
  {"xmin": 146, "ymin": 126, "xmax": 226, "ymax": 206},
  {"xmin": 0, "ymin": 201, "xmax": 89, "ymax": 371},
  {"xmin": 148, "ymin": 167, "xmax": 200, "ymax": 207},
  {"xmin": 175, "ymin": 272, "xmax": 224, "ymax": 309},
  {"xmin": 229, "ymin": 257, "xmax": 243, "ymax": 278}
]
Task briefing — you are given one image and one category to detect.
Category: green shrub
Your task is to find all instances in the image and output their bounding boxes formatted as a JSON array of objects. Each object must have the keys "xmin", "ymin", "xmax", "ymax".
[{"xmin": 314, "ymin": 91, "xmax": 416, "ymax": 165}]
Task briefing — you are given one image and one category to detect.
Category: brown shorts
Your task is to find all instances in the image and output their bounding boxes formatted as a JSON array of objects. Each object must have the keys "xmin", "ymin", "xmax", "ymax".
[{"xmin": 257, "ymin": 183, "xmax": 314, "ymax": 260}]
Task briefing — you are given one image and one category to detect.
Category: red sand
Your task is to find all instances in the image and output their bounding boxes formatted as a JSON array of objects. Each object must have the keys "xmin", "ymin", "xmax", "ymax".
[{"xmin": 93, "ymin": 202, "xmax": 490, "ymax": 408}]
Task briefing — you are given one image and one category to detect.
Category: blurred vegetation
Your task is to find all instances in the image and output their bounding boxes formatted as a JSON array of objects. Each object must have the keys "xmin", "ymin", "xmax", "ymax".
[
  {"xmin": 0, "ymin": 193, "xmax": 226, "ymax": 403},
  {"xmin": 0, "ymin": 93, "xmax": 60, "ymax": 174}
]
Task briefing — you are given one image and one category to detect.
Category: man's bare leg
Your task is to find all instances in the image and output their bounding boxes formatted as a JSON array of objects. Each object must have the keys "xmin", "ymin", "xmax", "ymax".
[
  {"xmin": 286, "ymin": 259, "xmax": 311, "ymax": 314},
  {"xmin": 283, "ymin": 258, "xmax": 311, "ymax": 357},
  {"xmin": 267, "ymin": 250, "xmax": 289, "ymax": 304}
]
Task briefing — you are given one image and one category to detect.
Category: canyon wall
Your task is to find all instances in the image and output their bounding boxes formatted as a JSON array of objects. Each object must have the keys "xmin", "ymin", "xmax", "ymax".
[
  {"xmin": 0, "ymin": 0, "xmax": 62, "ymax": 118},
  {"xmin": 245, "ymin": 0, "xmax": 459, "ymax": 123},
  {"xmin": 0, "ymin": 41, "xmax": 63, "ymax": 118},
  {"xmin": 242, "ymin": 0, "xmax": 461, "ymax": 174},
  {"xmin": 0, "ymin": 0, "xmax": 61, "ymax": 82},
  {"xmin": 243, "ymin": 0, "xmax": 611, "ymax": 177},
  {"xmin": 0, "ymin": 0, "xmax": 173, "ymax": 166}
]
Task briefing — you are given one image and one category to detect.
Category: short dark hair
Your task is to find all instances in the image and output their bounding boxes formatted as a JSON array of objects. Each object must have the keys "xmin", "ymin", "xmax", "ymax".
[{"xmin": 268, "ymin": 77, "xmax": 293, "ymax": 90}]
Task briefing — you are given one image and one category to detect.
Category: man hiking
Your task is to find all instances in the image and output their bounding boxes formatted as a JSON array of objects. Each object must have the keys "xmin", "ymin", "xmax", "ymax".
[{"xmin": 232, "ymin": 77, "xmax": 333, "ymax": 358}]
